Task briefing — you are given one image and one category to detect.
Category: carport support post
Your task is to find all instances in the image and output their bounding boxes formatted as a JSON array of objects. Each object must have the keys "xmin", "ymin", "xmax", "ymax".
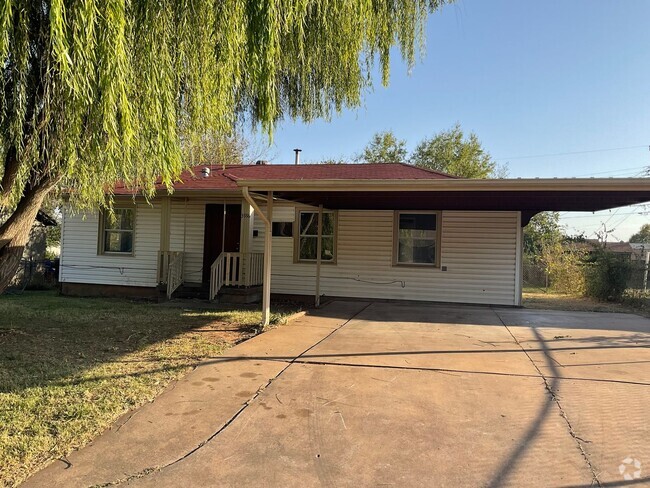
[
  {"xmin": 242, "ymin": 187, "xmax": 273, "ymax": 327},
  {"xmin": 262, "ymin": 191, "xmax": 274, "ymax": 326},
  {"xmin": 315, "ymin": 204, "xmax": 323, "ymax": 307}
]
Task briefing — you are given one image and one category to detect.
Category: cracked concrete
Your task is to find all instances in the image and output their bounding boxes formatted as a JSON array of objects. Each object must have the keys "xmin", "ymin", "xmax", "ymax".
[
  {"xmin": 23, "ymin": 301, "xmax": 650, "ymax": 487},
  {"xmin": 498, "ymin": 312, "xmax": 600, "ymax": 487}
]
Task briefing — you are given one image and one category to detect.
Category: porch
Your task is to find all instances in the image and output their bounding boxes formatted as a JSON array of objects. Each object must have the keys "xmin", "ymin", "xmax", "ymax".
[
  {"xmin": 157, "ymin": 250, "xmax": 264, "ymax": 302},
  {"xmin": 154, "ymin": 195, "xmax": 266, "ymax": 302}
]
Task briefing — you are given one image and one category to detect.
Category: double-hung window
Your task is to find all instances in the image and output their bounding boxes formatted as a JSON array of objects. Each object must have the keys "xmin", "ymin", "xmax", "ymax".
[
  {"xmin": 100, "ymin": 208, "xmax": 135, "ymax": 254},
  {"xmin": 394, "ymin": 212, "xmax": 439, "ymax": 266},
  {"xmin": 296, "ymin": 210, "xmax": 336, "ymax": 262}
]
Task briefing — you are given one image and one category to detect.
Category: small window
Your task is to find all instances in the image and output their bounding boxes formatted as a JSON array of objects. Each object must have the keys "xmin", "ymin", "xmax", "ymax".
[
  {"xmin": 296, "ymin": 210, "xmax": 336, "ymax": 262},
  {"xmin": 100, "ymin": 208, "xmax": 135, "ymax": 254},
  {"xmin": 395, "ymin": 212, "xmax": 439, "ymax": 266},
  {"xmin": 272, "ymin": 221, "xmax": 293, "ymax": 237}
]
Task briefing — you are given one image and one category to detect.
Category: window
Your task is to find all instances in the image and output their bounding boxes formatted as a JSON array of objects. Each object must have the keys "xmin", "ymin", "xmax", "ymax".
[
  {"xmin": 100, "ymin": 208, "xmax": 135, "ymax": 254},
  {"xmin": 296, "ymin": 210, "xmax": 336, "ymax": 262},
  {"xmin": 272, "ymin": 221, "xmax": 293, "ymax": 237},
  {"xmin": 394, "ymin": 212, "xmax": 439, "ymax": 266}
]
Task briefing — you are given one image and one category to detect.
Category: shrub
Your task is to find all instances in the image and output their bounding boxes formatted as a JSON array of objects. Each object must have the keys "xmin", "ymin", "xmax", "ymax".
[
  {"xmin": 539, "ymin": 240, "xmax": 586, "ymax": 294},
  {"xmin": 621, "ymin": 289, "xmax": 650, "ymax": 313},
  {"xmin": 584, "ymin": 249, "xmax": 632, "ymax": 301}
]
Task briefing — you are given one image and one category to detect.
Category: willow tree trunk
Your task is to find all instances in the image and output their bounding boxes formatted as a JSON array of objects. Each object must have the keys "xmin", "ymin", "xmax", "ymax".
[{"xmin": 0, "ymin": 180, "xmax": 55, "ymax": 293}]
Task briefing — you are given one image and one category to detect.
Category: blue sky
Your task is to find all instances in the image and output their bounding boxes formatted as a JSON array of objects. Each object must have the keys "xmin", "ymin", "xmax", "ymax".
[{"xmin": 260, "ymin": 0, "xmax": 650, "ymax": 240}]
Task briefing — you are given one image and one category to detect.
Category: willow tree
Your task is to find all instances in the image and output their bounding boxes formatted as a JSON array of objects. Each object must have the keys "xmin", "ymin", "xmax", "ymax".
[{"xmin": 0, "ymin": 0, "xmax": 447, "ymax": 291}]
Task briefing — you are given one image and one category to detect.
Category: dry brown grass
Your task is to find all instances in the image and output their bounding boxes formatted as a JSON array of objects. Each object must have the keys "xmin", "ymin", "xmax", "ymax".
[{"xmin": 522, "ymin": 287, "xmax": 649, "ymax": 318}]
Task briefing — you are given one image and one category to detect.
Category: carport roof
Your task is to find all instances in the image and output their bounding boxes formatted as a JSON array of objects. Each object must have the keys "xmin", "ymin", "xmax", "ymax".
[
  {"xmin": 112, "ymin": 163, "xmax": 650, "ymax": 223},
  {"xmin": 235, "ymin": 175, "xmax": 650, "ymax": 224}
]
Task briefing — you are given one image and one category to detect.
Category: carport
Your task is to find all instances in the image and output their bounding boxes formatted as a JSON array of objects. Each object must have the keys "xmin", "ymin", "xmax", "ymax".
[{"xmin": 237, "ymin": 174, "xmax": 650, "ymax": 325}]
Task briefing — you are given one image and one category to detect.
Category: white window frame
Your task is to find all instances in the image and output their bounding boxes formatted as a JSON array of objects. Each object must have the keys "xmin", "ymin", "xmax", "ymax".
[
  {"xmin": 294, "ymin": 209, "xmax": 337, "ymax": 264},
  {"xmin": 393, "ymin": 211, "xmax": 441, "ymax": 267},
  {"xmin": 98, "ymin": 207, "xmax": 136, "ymax": 256}
]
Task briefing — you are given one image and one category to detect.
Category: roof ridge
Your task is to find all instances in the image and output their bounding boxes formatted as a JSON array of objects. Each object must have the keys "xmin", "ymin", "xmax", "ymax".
[{"xmin": 395, "ymin": 161, "xmax": 460, "ymax": 179}]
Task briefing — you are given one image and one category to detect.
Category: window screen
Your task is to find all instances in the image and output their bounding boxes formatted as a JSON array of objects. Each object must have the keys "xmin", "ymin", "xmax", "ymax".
[
  {"xmin": 102, "ymin": 208, "xmax": 134, "ymax": 254},
  {"xmin": 272, "ymin": 221, "xmax": 293, "ymax": 237},
  {"xmin": 396, "ymin": 213, "xmax": 437, "ymax": 265},
  {"xmin": 297, "ymin": 211, "xmax": 335, "ymax": 261}
]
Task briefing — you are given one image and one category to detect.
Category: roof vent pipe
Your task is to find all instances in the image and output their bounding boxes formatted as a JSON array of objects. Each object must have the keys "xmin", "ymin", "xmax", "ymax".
[
  {"xmin": 255, "ymin": 160, "xmax": 269, "ymax": 165},
  {"xmin": 202, "ymin": 167, "xmax": 211, "ymax": 178},
  {"xmin": 293, "ymin": 148, "xmax": 302, "ymax": 165}
]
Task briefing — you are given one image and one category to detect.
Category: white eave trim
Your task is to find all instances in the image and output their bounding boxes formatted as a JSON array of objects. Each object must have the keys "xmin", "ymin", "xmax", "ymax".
[{"xmin": 235, "ymin": 178, "xmax": 650, "ymax": 193}]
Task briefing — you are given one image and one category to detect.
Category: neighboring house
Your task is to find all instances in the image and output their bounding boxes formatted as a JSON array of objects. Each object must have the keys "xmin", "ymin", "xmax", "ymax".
[
  {"xmin": 630, "ymin": 242, "xmax": 650, "ymax": 262},
  {"xmin": 59, "ymin": 163, "xmax": 650, "ymax": 322},
  {"xmin": 574, "ymin": 239, "xmax": 650, "ymax": 262},
  {"xmin": 574, "ymin": 239, "xmax": 637, "ymax": 260}
]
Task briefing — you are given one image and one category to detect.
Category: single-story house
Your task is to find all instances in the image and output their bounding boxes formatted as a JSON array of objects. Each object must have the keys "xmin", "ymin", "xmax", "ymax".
[
  {"xmin": 574, "ymin": 239, "xmax": 638, "ymax": 259},
  {"xmin": 59, "ymin": 163, "xmax": 650, "ymax": 324}
]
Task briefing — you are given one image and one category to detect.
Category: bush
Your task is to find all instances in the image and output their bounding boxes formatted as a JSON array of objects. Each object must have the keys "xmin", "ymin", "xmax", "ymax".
[
  {"xmin": 584, "ymin": 250, "xmax": 632, "ymax": 301},
  {"xmin": 539, "ymin": 240, "xmax": 586, "ymax": 294},
  {"xmin": 621, "ymin": 289, "xmax": 650, "ymax": 313}
]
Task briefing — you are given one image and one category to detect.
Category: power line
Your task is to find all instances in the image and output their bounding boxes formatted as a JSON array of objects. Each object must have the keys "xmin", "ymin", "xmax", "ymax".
[
  {"xmin": 560, "ymin": 212, "xmax": 647, "ymax": 219},
  {"xmin": 570, "ymin": 165, "xmax": 649, "ymax": 177},
  {"xmin": 495, "ymin": 144, "xmax": 649, "ymax": 161}
]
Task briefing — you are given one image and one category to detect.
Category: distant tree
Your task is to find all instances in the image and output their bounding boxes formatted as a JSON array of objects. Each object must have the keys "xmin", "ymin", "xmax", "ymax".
[
  {"xmin": 356, "ymin": 131, "xmax": 408, "ymax": 163},
  {"xmin": 410, "ymin": 124, "xmax": 506, "ymax": 178},
  {"xmin": 630, "ymin": 223, "xmax": 650, "ymax": 243},
  {"xmin": 524, "ymin": 212, "xmax": 563, "ymax": 258},
  {"xmin": 183, "ymin": 130, "xmax": 271, "ymax": 166},
  {"xmin": 304, "ymin": 157, "xmax": 349, "ymax": 165}
]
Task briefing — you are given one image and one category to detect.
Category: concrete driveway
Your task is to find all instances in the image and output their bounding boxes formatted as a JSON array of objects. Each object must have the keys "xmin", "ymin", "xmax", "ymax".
[{"xmin": 25, "ymin": 301, "xmax": 650, "ymax": 487}]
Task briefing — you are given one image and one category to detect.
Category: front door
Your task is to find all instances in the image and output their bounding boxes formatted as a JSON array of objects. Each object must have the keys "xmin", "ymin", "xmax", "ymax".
[{"xmin": 202, "ymin": 204, "xmax": 241, "ymax": 284}]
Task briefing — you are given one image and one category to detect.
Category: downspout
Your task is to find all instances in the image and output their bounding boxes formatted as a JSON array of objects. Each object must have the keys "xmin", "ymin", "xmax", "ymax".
[
  {"xmin": 242, "ymin": 187, "xmax": 272, "ymax": 326},
  {"xmin": 242, "ymin": 187, "xmax": 269, "ymax": 226}
]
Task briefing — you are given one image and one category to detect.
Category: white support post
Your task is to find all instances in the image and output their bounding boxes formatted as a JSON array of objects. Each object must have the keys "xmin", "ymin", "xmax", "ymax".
[
  {"xmin": 315, "ymin": 204, "xmax": 323, "ymax": 307},
  {"xmin": 160, "ymin": 197, "xmax": 171, "ymax": 253},
  {"xmin": 262, "ymin": 191, "xmax": 273, "ymax": 326},
  {"xmin": 242, "ymin": 187, "xmax": 273, "ymax": 326},
  {"xmin": 240, "ymin": 201, "xmax": 254, "ymax": 285}
]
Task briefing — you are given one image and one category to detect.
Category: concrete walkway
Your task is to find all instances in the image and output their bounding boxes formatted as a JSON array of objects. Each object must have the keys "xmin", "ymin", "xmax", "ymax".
[{"xmin": 24, "ymin": 301, "xmax": 650, "ymax": 487}]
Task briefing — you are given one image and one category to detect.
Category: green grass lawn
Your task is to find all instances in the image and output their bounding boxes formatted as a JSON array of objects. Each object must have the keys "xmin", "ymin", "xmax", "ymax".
[{"xmin": 0, "ymin": 291, "xmax": 296, "ymax": 487}]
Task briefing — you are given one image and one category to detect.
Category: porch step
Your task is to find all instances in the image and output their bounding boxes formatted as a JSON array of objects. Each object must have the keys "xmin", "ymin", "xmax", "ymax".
[
  {"xmin": 173, "ymin": 284, "xmax": 209, "ymax": 300},
  {"xmin": 218, "ymin": 285, "xmax": 262, "ymax": 304}
]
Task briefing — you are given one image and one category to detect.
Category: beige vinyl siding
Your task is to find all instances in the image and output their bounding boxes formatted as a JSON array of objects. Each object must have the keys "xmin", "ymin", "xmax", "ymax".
[
  {"xmin": 168, "ymin": 196, "xmax": 244, "ymax": 284},
  {"xmin": 169, "ymin": 199, "xmax": 205, "ymax": 283},
  {"xmin": 59, "ymin": 203, "xmax": 161, "ymax": 287},
  {"xmin": 253, "ymin": 207, "xmax": 519, "ymax": 306}
]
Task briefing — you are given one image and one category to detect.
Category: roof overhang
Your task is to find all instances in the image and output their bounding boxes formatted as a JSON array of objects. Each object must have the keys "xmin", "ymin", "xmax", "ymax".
[{"xmin": 237, "ymin": 178, "xmax": 650, "ymax": 225}]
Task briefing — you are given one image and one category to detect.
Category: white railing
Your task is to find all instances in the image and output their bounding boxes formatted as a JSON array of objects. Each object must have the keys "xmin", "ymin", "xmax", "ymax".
[
  {"xmin": 166, "ymin": 252, "xmax": 184, "ymax": 299},
  {"xmin": 158, "ymin": 251, "xmax": 184, "ymax": 298},
  {"xmin": 209, "ymin": 252, "xmax": 264, "ymax": 301}
]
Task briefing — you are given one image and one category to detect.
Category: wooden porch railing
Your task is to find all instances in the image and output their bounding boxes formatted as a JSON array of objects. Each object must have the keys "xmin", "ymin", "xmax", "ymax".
[
  {"xmin": 209, "ymin": 252, "xmax": 264, "ymax": 301},
  {"xmin": 158, "ymin": 251, "xmax": 184, "ymax": 298}
]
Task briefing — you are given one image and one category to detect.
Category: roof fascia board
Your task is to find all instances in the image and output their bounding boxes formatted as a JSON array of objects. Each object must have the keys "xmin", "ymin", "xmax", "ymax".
[
  {"xmin": 235, "ymin": 178, "xmax": 650, "ymax": 192},
  {"xmin": 113, "ymin": 189, "xmax": 242, "ymax": 198}
]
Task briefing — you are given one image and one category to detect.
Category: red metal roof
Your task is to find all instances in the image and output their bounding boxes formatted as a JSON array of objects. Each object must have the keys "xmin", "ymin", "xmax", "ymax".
[{"xmin": 113, "ymin": 163, "xmax": 455, "ymax": 194}]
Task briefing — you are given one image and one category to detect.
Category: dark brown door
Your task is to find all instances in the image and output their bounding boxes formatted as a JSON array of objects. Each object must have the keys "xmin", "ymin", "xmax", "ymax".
[{"xmin": 202, "ymin": 204, "xmax": 241, "ymax": 284}]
